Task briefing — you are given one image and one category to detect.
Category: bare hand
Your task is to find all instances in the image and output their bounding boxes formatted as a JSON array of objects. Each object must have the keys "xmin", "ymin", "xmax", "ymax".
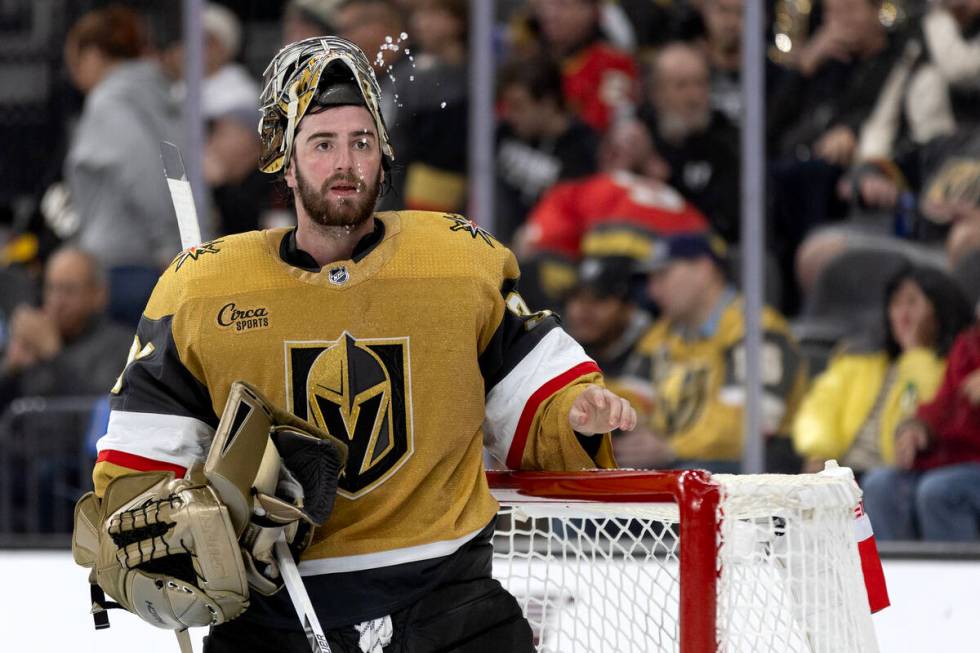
[
  {"xmin": 568, "ymin": 385, "xmax": 637, "ymax": 435},
  {"xmin": 814, "ymin": 126, "xmax": 856, "ymax": 167},
  {"xmin": 859, "ymin": 174, "xmax": 900, "ymax": 209},
  {"xmin": 959, "ymin": 368, "xmax": 980, "ymax": 405},
  {"xmin": 797, "ymin": 25, "xmax": 853, "ymax": 76},
  {"xmin": 612, "ymin": 427, "xmax": 674, "ymax": 469},
  {"xmin": 12, "ymin": 306, "xmax": 62, "ymax": 361},
  {"xmin": 894, "ymin": 420, "xmax": 929, "ymax": 469},
  {"xmin": 921, "ymin": 198, "xmax": 980, "ymax": 225}
]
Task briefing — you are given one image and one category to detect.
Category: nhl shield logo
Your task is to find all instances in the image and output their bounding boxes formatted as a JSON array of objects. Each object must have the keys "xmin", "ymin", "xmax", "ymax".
[
  {"xmin": 328, "ymin": 266, "xmax": 349, "ymax": 285},
  {"xmin": 285, "ymin": 332, "xmax": 413, "ymax": 499}
]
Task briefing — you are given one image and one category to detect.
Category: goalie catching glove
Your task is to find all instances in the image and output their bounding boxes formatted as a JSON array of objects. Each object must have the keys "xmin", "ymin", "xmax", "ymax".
[{"xmin": 72, "ymin": 381, "xmax": 347, "ymax": 635}]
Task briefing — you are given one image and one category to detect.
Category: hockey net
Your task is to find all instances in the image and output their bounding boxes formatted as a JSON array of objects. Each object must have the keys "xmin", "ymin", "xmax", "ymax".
[{"xmin": 488, "ymin": 468, "xmax": 878, "ymax": 653}]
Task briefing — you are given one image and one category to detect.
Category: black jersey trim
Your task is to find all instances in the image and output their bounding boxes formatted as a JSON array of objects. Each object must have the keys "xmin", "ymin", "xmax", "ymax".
[
  {"xmin": 478, "ymin": 303, "xmax": 560, "ymax": 396},
  {"xmin": 110, "ymin": 314, "xmax": 218, "ymax": 427},
  {"xmin": 279, "ymin": 219, "xmax": 386, "ymax": 271}
]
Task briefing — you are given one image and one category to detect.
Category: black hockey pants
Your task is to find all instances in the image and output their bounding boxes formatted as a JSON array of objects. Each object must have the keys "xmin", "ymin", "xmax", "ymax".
[{"xmin": 203, "ymin": 576, "xmax": 534, "ymax": 653}]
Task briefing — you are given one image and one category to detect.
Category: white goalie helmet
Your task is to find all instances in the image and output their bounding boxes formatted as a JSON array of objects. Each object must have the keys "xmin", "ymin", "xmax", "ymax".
[{"xmin": 257, "ymin": 36, "xmax": 394, "ymax": 174}]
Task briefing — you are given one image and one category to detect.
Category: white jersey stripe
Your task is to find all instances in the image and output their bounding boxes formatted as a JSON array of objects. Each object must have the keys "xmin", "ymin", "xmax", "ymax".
[
  {"xmin": 483, "ymin": 328, "xmax": 595, "ymax": 467},
  {"xmin": 97, "ymin": 410, "xmax": 215, "ymax": 469},
  {"xmin": 298, "ymin": 524, "xmax": 486, "ymax": 575}
]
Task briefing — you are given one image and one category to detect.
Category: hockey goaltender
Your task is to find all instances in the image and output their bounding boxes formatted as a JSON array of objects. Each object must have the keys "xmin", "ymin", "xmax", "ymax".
[{"xmin": 71, "ymin": 36, "xmax": 636, "ymax": 653}]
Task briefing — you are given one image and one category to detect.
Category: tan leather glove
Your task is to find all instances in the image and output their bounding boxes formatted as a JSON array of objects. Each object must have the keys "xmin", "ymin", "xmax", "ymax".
[{"xmin": 73, "ymin": 469, "xmax": 250, "ymax": 630}]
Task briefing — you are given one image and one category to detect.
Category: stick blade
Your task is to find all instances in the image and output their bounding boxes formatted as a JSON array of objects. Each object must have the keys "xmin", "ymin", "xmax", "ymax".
[{"xmin": 160, "ymin": 141, "xmax": 187, "ymax": 182}]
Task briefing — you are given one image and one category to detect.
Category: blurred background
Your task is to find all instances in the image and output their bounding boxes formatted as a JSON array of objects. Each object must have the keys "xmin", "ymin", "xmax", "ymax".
[{"xmin": 1, "ymin": 0, "xmax": 979, "ymax": 555}]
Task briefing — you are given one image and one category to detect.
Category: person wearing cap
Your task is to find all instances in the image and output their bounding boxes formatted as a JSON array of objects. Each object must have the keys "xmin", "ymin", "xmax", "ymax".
[
  {"xmin": 78, "ymin": 36, "xmax": 636, "ymax": 652},
  {"xmin": 614, "ymin": 232, "xmax": 806, "ymax": 473},
  {"xmin": 564, "ymin": 256, "xmax": 651, "ymax": 379}
]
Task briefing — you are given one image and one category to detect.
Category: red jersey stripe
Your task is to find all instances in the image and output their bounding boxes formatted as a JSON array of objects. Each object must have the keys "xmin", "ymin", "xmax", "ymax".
[
  {"xmin": 505, "ymin": 361, "xmax": 601, "ymax": 469},
  {"xmin": 96, "ymin": 449, "xmax": 187, "ymax": 477}
]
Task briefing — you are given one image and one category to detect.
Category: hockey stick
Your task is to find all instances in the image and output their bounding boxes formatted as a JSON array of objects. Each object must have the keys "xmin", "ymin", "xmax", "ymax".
[
  {"xmin": 160, "ymin": 142, "xmax": 202, "ymax": 250},
  {"xmin": 275, "ymin": 533, "xmax": 333, "ymax": 653},
  {"xmin": 160, "ymin": 141, "xmax": 332, "ymax": 653}
]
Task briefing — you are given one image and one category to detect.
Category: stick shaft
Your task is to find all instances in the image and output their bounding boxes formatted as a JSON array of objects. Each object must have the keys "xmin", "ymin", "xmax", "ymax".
[
  {"xmin": 275, "ymin": 534, "xmax": 332, "ymax": 653},
  {"xmin": 160, "ymin": 141, "xmax": 202, "ymax": 249}
]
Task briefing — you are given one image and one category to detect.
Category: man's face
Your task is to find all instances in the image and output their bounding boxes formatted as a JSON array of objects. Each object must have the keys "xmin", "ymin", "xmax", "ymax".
[
  {"xmin": 286, "ymin": 105, "xmax": 383, "ymax": 229},
  {"xmin": 501, "ymin": 84, "xmax": 547, "ymax": 140},
  {"xmin": 565, "ymin": 290, "xmax": 632, "ymax": 349},
  {"xmin": 64, "ymin": 41, "xmax": 102, "ymax": 94},
  {"xmin": 533, "ymin": 0, "xmax": 598, "ymax": 53},
  {"xmin": 703, "ymin": 0, "xmax": 743, "ymax": 54},
  {"xmin": 411, "ymin": 3, "xmax": 464, "ymax": 54},
  {"xmin": 646, "ymin": 259, "xmax": 709, "ymax": 323},
  {"xmin": 824, "ymin": 0, "xmax": 881, "ymax": 50},
  {"xmin": 334, "ymin": 4, "xmax": 402, "ymax": 70},
  {"xmin": 43, "ymin": 251, "xmax": 105, "ymax": 340},
  {"xmin": 652, "ymin": 47, "xmax": 712, "ymax": 141}
]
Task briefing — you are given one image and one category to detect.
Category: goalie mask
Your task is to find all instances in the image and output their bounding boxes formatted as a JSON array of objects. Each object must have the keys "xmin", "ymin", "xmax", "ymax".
[{"xmin": 258, "ymin": 36, "xmax": 394, "ymax": 174}]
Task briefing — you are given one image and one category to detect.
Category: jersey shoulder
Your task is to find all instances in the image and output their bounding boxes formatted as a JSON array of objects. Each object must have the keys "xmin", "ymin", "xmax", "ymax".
[
  {"xmin": 383, "ymin": 210, "xmax": 515, "ymax": 284},
  {"xmin": 145, "ymin": 231, "xmax": 276, "ymax": 318},
  {"xmin": 717, "ymin": 298, "xmax": 795, "ymax": 343}
]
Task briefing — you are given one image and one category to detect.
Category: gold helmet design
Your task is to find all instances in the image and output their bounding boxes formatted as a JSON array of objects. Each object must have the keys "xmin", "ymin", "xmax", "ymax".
[{"xmin": 257, "ymin": 36, "xmax": 394, "ymax": 174}]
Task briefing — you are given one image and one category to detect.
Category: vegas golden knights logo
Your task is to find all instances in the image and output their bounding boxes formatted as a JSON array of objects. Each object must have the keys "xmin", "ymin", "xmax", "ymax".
[
  {"xmin": 286, "ymin": 332, "xmax": 413, "ymax": 499},
  {"xmin": 648, "ymin": 349, "xmax": 710, "ymax": 435}
]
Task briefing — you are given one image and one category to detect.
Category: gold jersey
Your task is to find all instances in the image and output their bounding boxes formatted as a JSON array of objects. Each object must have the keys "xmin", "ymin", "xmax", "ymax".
[
  {"xmin": 94, "ymin": 211, "xmax": 612, "ymax": 574},
  {"xmin": 619, "ymin": 293, "xmax": 806, "ymax": 461}
]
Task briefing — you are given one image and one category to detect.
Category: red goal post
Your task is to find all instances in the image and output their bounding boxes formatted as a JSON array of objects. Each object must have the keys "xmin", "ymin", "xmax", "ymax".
[{"xmin": 487, "ymin": 468, "xmax": 878, "ymax": 653}]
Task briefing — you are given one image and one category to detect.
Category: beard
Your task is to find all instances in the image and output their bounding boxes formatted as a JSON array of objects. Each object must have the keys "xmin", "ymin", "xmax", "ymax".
[
  {"xmin": 657, "ymin": 106, "xmax": 712, "ymax": 144},
  {"xmin": 294, "ymin": 164, "xmax": 381, "ymax": 229}
]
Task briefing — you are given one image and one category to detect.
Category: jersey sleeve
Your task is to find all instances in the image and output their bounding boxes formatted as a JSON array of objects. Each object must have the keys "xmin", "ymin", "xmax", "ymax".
[
  {"xmin": 477, "ymin": 249, "xmax": 614, "ymax": 470},
  {"xmin": 92, "ymin": 268, "xmax": 218, "ymax": 496}
]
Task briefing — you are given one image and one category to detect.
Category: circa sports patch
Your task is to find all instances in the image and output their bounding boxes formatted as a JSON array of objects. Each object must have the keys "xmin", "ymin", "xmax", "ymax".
[{"xmin": 215, "ymin": 302, "xmax": 271, "ymax": 333}]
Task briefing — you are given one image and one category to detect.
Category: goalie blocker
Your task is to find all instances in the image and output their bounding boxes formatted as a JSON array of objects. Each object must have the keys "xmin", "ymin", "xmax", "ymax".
[{"xmin": 72, "ymin": 382, "xmax": 347, "ymax": 649}]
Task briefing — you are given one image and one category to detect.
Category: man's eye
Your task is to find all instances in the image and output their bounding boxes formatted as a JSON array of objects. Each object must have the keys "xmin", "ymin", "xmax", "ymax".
[
  {"xmin": 353, "ymin": 139, "xmax": 370, "ymax": 150},
  {"xmin": 315, "ymin": 142, "xmax": 332, "ymax": 151}
]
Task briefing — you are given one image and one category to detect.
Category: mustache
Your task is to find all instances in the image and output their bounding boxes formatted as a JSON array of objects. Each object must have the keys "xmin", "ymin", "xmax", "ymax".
[{"xmin": 322, "ymin": 173, "xmax": 366, "ymax": 191}]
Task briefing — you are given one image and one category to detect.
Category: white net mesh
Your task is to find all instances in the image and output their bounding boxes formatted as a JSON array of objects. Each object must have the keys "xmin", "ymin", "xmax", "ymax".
[{"xmin": 490, "ymin": 470, "xmax": 879, "ymax": 653}]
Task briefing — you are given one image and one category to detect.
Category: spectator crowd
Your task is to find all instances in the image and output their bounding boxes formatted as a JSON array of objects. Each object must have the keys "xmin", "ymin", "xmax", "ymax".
[{"xmin": 2, "ymin": 0, "xmax": 979, "ymax": 543}]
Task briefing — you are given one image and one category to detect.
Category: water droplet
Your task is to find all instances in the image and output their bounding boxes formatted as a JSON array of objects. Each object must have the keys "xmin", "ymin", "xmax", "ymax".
[
  {"xmin": 409, "ymin": 75, "xmax": 414, "ymax": 81},
  {"xmin": 440, "ymin": 102, "xmax": 447, "ymax": 109},
  {"xmin": 399, "ymin": 32, "xmax": 408, "ymax": 41},
  {"xmin": 385, "ymin": 35, "xmax": 393, "ymax": 44}
]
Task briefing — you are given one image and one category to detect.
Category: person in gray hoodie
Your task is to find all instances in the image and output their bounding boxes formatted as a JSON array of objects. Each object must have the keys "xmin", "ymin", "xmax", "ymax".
[{"xmin": 64, "ymin": 5, "xmax": 182, "ymax": 326}]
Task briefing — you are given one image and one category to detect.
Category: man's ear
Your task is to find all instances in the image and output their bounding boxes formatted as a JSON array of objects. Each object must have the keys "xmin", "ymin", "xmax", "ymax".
[{"xmin": 284, "ymin": 161, "xmax": 297, "ymax": 189}]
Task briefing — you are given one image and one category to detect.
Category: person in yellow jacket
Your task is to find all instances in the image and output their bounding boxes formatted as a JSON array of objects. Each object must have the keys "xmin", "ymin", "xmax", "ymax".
[
  {"xmin": 793, "ymin": 265, "xmax": 973, "ymax": 475},
  {"xmin": 614, "ymin": 232, "xmax": 808, "ymax": 473}
]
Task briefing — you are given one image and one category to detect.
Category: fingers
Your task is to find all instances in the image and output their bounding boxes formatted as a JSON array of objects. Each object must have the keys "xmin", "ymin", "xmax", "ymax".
[
  {"xmin": 619, "ymin": 398, "xmax": 637, "ymax": 431},
  {"xmin": 568, "ymin": 405, "xmax": 589, "ymax": 428},
  {"xmin": 912, "ymin": 425, "xmax": 930, "ymax": 449},
  {"xmin": 606, "ymin": 392, "xmax": 623, "ymax": 426},
  {"xmin": 569, "ymin": 386, "xmax": 637, "ymax": 433}
]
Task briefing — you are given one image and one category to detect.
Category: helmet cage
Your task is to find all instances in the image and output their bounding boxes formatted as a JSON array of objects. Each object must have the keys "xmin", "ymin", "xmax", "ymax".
[{"xmin": 257, "ymin": 36, "xmax": 394, "ymax": 174}]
